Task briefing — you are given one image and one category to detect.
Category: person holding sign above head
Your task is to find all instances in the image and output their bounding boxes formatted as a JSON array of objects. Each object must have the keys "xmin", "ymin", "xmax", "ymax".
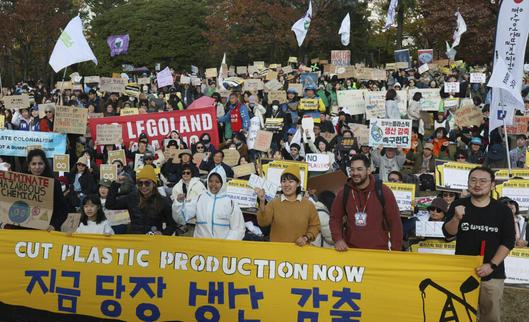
[
  {"xmin": 199, "ymin": 150, "xmax": 234, "ymax": 178},
  {"xmin": 299, "ymin": 85, "xmax": 326, "ymax": 120},
  {"xmin": 106, "ymin": 165, "xmax": 177, "ymax": 235},
  {"xmin": 443, "ymin": 167, "xmax": 515, "ymax": 322},
  {"xmin": 330, "ymin": 154, "xmax": 403, "ymax": 251},
  {"xmin": 255, "ymin": 165, "xmax": 320, "ymax": 245},
  {"xmin": 173, "ymin": 167, "xmax": 245, "ymax": 240}
]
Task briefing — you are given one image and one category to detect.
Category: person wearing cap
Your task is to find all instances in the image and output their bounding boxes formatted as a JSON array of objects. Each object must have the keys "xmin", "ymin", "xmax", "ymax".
[
  {"xmin": 161, "ymin": 149, "xmax": 200, "ymax": 187},
  {"xmin": 127, "ymin": 134, "xmax": 153, "ymax": 169},
  {"xmin": 499, "ymin": 197, "xmax": 528, "ymax": 248},
  {"xmin": 281, "ymin": 88, "xmax": 300, "ymax": 128},
  {"xmin": 412, "ymin": 142, "xmax": 436, "ymax": 174},
  {"xmin": 68, "ymin": 156, "xmax": 97, "ymax": 205},
  {"xmin": 427, "ymin": 198, "xmax": 448, "ymax": 222},
  {"xmin": 106, "ymin": 165, "xmax": 177, "ymax": 235},
  {"xmin": 509, "ymin": 134, "xmax": 527, "ymax": 168},
  {"xmin": 29, "ymin": 105, "xmax": 41, "ymax": 131},
  {"xmin": 217, "ymin": 93, "xmax": 251, "ymax": 134},
  {"xmin": 11, "ymin": 107, "xmax": 32, "ymax": 131},
  {"xmin": 173, "ymin": 167, "xmax": 245, "ymax": 240},
  {"xmin": 299, "ymin": 85, "xmax": 326, "ymax": 120},
  {"xmin": 467, "ymin": 137, "xmax": 485, "ymax": 164},
  {"xmin": 199, "ymin": 150, "xmax": 235, "ymax": 178},
  {"xmin": 282, "ymin": 142, "xmax": 304, "ymax": 162},
  {"xmin": 256, "ymin": 164, "xmax": 320, "ymax": 245}
]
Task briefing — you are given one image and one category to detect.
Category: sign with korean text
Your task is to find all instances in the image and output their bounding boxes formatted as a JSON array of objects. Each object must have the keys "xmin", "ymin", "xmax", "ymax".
[
  {"xmin": 0, "ymin": 130, "xmax": 66, "ymax": 157},
  {"xmin": 267, "ymin": 90, "xmax": 287, "ymax": 104},
  {"xmin": 227, "ymin": 179, "xmax": 258, "ymax": 208},
  {"xmin": 253, "ymin": 131, "xmax": 273, "ymax": 152},
  {"xmin": 455, "ymin": 105, "xmax": 483, "ymax": 128},
  {"xmin": 493, "ymin": 179, "xmax": 529, "ymax": 210},
  {"xmin": 0, "ymin": 171, "xmax": 54, "ymax": 229},
  {"xmin": 469, "ymin": 73, "xmax": 486, "ymax": 84},
  {"xmin": 435, "ymin": 160, "xmax": 480, "ymax": 192},
  {"xmin": 53, "ymin": 106, "xmax": 88, "ymax": 135},
  {"xmin": 298, "ymin": 98, "xmax": 319, "ymax": 111},
  {"xmin": 99, "ymin": 77, "xmax": 127, "ymax": 93},
  {"xmin": 444, "ymin": 82, "xmax": 460, "ymax": 94},
  {"xmin": 263, "ymin": 160, "xmax": 309, "ymax": 191},
  {"xmin": 120, "ymin": 108, "xmax": 139, "ymax": 116},
  {"xmin": 0, "ymin": 230, "xmax": 481, "ymax": 321},
  {"xmin": 368, "ymin": 119, "xmax": 412, "ymax": 149},
  {"xmin": 385, "ymin": 182, "xmax": 416, "ymax": 212},
  {"xmin": 365, "ymin": 91, "xmax": 386, "ymax": 119},
  {"xmin": 409, "ymin": 89, "xmax": 441, "ymax": 112},
  {"xmin": 53, "ymin": 154, "xmax": 70, "ymax": 173},
  {"xmin": 83, "ymin": 76, "xmax": 100, "ymax": 84},
  {"xmin": 506, "ymin": 116, "xmax": 529, "ymax": 135}
]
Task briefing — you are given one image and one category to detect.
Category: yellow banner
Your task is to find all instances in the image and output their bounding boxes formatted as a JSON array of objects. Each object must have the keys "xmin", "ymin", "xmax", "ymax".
[{"xmin": 0, "ymin": 231, "xmax": 482, "ymax": 321}]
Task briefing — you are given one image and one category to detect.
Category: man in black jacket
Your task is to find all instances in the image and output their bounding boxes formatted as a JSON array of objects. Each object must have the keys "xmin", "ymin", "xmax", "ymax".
[{"xmin": 199, "ymin": 150, "xmax": 234, "ymax": 178}]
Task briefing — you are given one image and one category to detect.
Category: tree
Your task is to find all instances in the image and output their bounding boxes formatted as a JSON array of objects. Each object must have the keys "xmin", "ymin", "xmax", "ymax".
[{"xmin": 83, "ymin": 0, "xmax": 210, "ymax": 76}]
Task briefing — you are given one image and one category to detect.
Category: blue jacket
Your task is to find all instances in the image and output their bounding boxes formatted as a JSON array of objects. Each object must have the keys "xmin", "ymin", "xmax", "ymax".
[{"xmin": 218, "ymin": 103, "xmax": 251, "ymax": 132}]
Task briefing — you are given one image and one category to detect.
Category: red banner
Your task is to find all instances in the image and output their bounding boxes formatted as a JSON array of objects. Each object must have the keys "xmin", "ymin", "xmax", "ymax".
[{"xmin": 88, "ymin": 107, "xmax": 219, "ymax": 147}]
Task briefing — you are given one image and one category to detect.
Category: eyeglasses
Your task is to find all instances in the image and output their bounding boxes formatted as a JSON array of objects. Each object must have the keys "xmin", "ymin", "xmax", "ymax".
[
  {"xmin": 137, "ymin": 180, "xmax": 152, "ymax": 187},
  {"xmin": 428, "ymin": 207, "xmax": 443, "ymax": 213},
  {"xmin": 182, "ymin": 171, "xmax": 192, "ymax": 175},
  {"xmin": 469, "ymin": 178, "xmax": 491, "ymax": 186}
]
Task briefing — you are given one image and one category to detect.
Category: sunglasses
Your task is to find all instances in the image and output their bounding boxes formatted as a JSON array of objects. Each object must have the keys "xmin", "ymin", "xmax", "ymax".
[
  {"xmin": 77, "ymin": 163, "xmax": 86, "ymax": 167},
  {"xmin": 442, "ymin": 193, "xmax": 455, "ymax": 197},
  {"xmin": 137, "ymin": 180, "xmax": 152, "ymax": 187},
  {"xmin": 182, "ymin": 171, "xmax": 192, "ymax": 175},
  {"xmin": 196, "ymin": 146, "xmax": 205, "ymax": 149},
  {"xmin": 45, "ymin": 111, "xmax": 53, "ymax": 114},
  {"xmin": 428, "ymin": 207, "xmax": 443, "ymax": 213}
]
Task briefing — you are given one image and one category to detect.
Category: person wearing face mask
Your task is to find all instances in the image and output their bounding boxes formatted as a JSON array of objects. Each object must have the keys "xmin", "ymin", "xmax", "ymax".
[
  {"xmin": 58, "ymin": 176, "xmax": 80, "ymax": 213},
  {"xmin": 255, "ymin": 165, "xmax": 320, "ymax": 245},
  {"xmin": 199, "ymin": 133, "xmax": 216, "ymax": 154},
  {"xmin": 173, "ymin": 167, "xmax": 245, "ymax": 240},
  {"xmin": 248, "ymin": 95, "xmax": 267, "ymax": 128}
]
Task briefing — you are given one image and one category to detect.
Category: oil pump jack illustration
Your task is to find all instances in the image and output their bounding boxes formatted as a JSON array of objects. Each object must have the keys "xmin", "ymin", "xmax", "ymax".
[{"xmin": 419, "ymin": 276, "xmax": 479, "ymax": 322}]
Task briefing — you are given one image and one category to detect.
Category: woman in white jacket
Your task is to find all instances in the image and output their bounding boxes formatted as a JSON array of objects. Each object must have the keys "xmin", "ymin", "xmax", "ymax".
[
  {"xmin": 172, "ymin": 166, "xmax": 245, "ymax": 240},
  {"xmin": 170, "ymin": 164, "xmax": 206, "ymax": 203}
]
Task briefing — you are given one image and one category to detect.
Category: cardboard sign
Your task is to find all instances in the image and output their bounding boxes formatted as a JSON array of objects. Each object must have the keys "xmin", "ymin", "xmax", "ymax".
[
  {"xmin": 288, "ymin": 57, "xmax": 298, "ymax": 63},
  {"xmin": 99, "ymin": 77, "xmax": 127, "ymax": 93},
  {"xmin": 55, "ymin": 81, "xmax": 73, "ymax": 90},
  {"xmin": 53, "ymin": 154, "xmax": 70, "ymax": 173},
  {"xmin": 349, "ymin": 123, "xmax": 369, "ymax": 146},
  {"xmin": 418, "ymin": 64, "xmax": 429, "ymax": 74},
  {"xmin": 0, "ymin": 171, "xmax": 54, "ymax": 230},
  {"xmin": 193, "ymin": 152, "xmax": 205, "ymax": 167},
  {"xmin": 298, "ymin": 98, "xmax": 319, "ymax": 111},
  {"xmin": 104, "ymin": 209, "xmax": 131, "ymax": 226},
  {"xmin": 455, "ymin": 105, "xmax": 483, "ymax": 128},
  {"xmin": 233, "ymin": 163, "xmax": 256, "ymax": 178},
  {"xmin": 54, "ymin": 106, "xmax": 88, "ymax": 135},
  {"xmin": 253, "ymin": 131, "xmax": 273, "ymax": 152},
  {"xmin": 369, "ymin": 119, "xmax": 412, "ymax": 149},
  {"xmin": 288, "ymin": 83, "xmax": 302, "ymax": 96},
  {"xmin": 243, "ymin": 79, "xmax": 264, "ymax": 92},
  {"xmin": 307, "ymin": 171, "xmax": 348, "ymax": 195},
  {"xmin": 444, "ymin": 82, "xmax": 460, "ymax": 93},
  {"xmin": 415, "ymin": 221, "xmax": 444, "ymax": 238},
  {"xmin": 120, "ymin": 108, "xmax": 139, "ymax": 116},
  {"xmin": 83, "ymin": 76, "xmax": 100, "ymax": 84},
  {"xmin": 3, "ymin": 94, "xmax": 30, "ymax": 110},
  {"xmin": 337, "ymin": 90, "xmax": 366, "ymax": 115},
  {"xmin": 331, "ymin": 50, "xmax": 351, "ymax": 66},
  {"xmin": 282, "ymin": 66, "xmax": 293, "ymax": 74},
  {"xmin": 205, "ymin": 68, "xmax": 217, "ymax": 78},
  {"xmin": 96, "ymin": 124, "xmax": 123, "ymax": 145},
  {"xmin": 227, "ymin": 180, "xmax": 258, "ymax": 208},
  {"xmin": 108, "ymin": 149, "xmax": 126, "ymax": 165},
  {"xmin": 60, "ymin": 213, "xmax": 81, "ymax": 233},
  {"xmin": 385, "ymin": 182, "xmax": 416, "ymax": 212},
  {"xmin": 100, "ymin": 164, "xmax": 118, "ymax": 182},
  {"xmin": 470, "ymin": 73, "xmax": 486, "ymax": 84},
  {"xmin": 506, "ymin": 116, "xmax": 529, "ymax": 135},
  {"xmin": 305, "ymin": 154, "xmax": 330, "ymax": 172},
  {"xmin": 138, "ymin": 77, "xmax": 150, "ymax": 85},
  {"xmin": 253, "ymin": 61, "xmax": 265, "ymax": 70},
  {"xmin": 180, "ymin": 75, "xmax": 191, "ymax": 84},
  {"xmin": 264, "ymin": 79, "xmax": 283, "ymax": 92},
  {"xmin": 267, "ymin": 90, "xmax": 287, "ymax": 104},
  {"xmin": 191, "ymin": 77, "xmax": 202, "ymax": 86},
  {"xmin": 236, "ymin": 66, "xmax": 248, "ymax": 75},
  {"xmin": 222, "ymin": 149, "xmax": 240, "ymax": 167},
  {"xmin": 134, "ymin": 154, "xmax": 144, "ymax": 171},
  {"xmin": 38, "ymin": 103, "xmax": 56, "ymax": 119}
]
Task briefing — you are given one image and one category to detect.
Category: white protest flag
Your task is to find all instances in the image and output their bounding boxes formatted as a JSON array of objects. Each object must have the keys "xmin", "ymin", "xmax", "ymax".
[
  {"xmin": 383, "ymin": 0, "xmax": 398, "ymax": 31},
  {"xmin": 339, "ymin": 13, "xmax": 351, "ymax": 46},
  {"xmin": 489, "ymin": 0, "xmax": 529, "ymax": 132},
  {"xmin": 488, "ymin": 55, "xmax": 525, "ymax": 131},
  {"xmin": 291, "ymin": 0, "xmax": 312, "ymax": 47},
  {"xmin": 156, "ymin": 67, "xmax": 173, "ymax": 88},
  {"xmin": 451, "ymin": 11, "xmax": 467, "ymax": 48},
  {"xmin": 49, "ymin": 16, "xmax": 97, "ymax": 73},
  {"xmin": 217, "ymin": 53, "xmax": 227, "ymax": 91}
]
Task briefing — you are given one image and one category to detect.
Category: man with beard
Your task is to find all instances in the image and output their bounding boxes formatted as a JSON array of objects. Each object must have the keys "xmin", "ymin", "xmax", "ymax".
[
  {"xmin": 329, "ymin": 154, "xmax": 403, "ymax": 251},
  {"xmin": 443, "ymin": 167, "xmax": 514, "ymax": 322}
]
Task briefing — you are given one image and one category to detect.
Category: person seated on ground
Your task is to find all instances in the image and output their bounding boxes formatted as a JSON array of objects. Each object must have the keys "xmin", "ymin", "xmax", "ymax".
[
  {"xmin": 199, "ymin": 150, "xmax": 235, "ymax": 178},
  {"xmin": 428, "ymin": 198, "xmax": 448, "ymax": 222}
]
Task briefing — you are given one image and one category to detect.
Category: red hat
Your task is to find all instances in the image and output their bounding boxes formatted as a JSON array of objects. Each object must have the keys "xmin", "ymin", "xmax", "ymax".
[{"xmin": 58, "ymin": 176, "xmax": 69, "ymax": 185}]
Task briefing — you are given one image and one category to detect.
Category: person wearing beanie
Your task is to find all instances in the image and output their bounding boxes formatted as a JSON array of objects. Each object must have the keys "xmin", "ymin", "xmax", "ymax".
[
  {"xmin": 428, "ymin": 197, "xmax": 448, "ymax": 221},
  {"xmin": 256, "ymin": 164, "xmax": 320, "ymax": 245},
  {"xmin": 105, "ymin": 165, "xmax": 178, "ymax": 235},
  {"xmin": 173, "ymin": 166, "xmax": 245, "ymax": 240}
]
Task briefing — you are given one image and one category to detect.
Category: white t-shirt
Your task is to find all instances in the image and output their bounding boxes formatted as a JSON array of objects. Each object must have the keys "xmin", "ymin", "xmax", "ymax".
[{"xmin": 76, "ymin": 220, "xmax": 115, "ymax": 235}]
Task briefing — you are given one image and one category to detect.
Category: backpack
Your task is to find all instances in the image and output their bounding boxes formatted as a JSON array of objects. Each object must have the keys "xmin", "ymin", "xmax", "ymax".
[{"xmin": 342, "ymin": 179, "xmax": 389, "ymax": 232}]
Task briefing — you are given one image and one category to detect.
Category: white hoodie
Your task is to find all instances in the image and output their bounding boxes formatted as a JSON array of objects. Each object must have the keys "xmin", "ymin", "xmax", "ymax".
[{"xmin": 172, "ymin": 166, "xmax": 245, "ymax": 240}]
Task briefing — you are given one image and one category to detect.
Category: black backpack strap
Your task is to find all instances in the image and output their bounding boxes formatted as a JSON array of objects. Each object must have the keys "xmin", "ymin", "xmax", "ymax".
[{"xmin": 375, "ymin": 179, "xmax": 389, "ymax": 231}]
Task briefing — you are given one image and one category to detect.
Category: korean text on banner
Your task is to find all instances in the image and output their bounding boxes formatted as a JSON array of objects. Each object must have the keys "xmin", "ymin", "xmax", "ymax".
[
  {"xmin": 0, "ymin": 130, "xmax": 66, "ymax": 157},
  {"xmin": 53, "ymin": 106, "xmax": 88, "ymax": 135},
  {"xmin": 89, "ymin": 107, "xmax": 219, "ymax": 149},
  {"xmin": 368, "ymin": 119, "xmax": 412, "ymax": 149},
  {"xmin": 0, "ymin": 231, "xmax": 481, "ymax": 321},
  {"xmin": 0, "ymin": 172, "xmax": 54, "ymax": 229}
]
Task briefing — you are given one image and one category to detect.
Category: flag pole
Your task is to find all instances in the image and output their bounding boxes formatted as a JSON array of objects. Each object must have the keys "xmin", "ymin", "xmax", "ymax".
[
  {"xmin": 57, "ymin": 67, "xmax": 68, "ymax": 105},
  {"xmin": 499, "ymin": 90, "xmax": 512, "ymax": 177}
]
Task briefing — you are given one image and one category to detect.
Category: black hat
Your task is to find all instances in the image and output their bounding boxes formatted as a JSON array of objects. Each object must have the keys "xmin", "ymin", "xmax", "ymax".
[{"xmin": 167, "ymin": 140, "xmax": 178, "ymax": 148}]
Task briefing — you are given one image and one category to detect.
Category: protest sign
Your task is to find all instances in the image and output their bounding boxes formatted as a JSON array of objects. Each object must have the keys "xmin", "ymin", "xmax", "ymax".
[
  {"xmin": 243, "ymin": 79, "xmax": 264, "ymax": 92},
  {"xmin": 493, "ymin": 179, "xmax": 529, "ymax": 210},
  {"xmin": 3, "ymin": 94, "xmax": 30, "ymax": 110},
  {"xmin": 0, "ymin": 230, "xmax": 481, "ymax": 321},
  {"xmin": 0, "ymin": 171, "xmax": 54, "ymax": 229},
  {"xmin": 83, "ymin": 76, "xmax": 100, "ymax": 84},
  {"xmin": 0, "ymin": 130, "xmax": 66, "ymax": 157},
  {"xmin": 369, "ymin": 119, "xmax": 412, "ymax": 149},
  {"xmin": 191, "ymin": 76, "xmax": 202, "ymax": 86},
  {"xmin": 205, "ymin": 68, "xmax": 217, "ymax": 78},
  {"xmin": 417, "ymin": 49, "xmax": 434, "ymax": 64},
  {"xmin": 227, "ymin": 179, "xmax": 258, "ymax": 208},
  {"xmin": 55, "ymin": 81, "xmax": 73, "ymax": 90},
  {"xmin": 395, "ymin": 90, "xmax": 408, "ymax": 115},
  {"xmin": 104, "ymin": 209, "xmax": 131, "ymax": 226},
  {"xmin": 89, "ymin": 107, "xmax": 219, "ymax": 149},
  {"xmin": 99, "ymin": 77, "xmax": 127, "ymax": 93},
  {"xmin": 505, "ymin": 248, "xmax": 529, "ymax": 284},
  {"xmin": 265, "ymin": 70, "xmax": 278, "ymax": 81},
  {"xmin": 134, "ymin": 154, "xmax": 144, "ymax": 171},
  {"xmin": 95, "ymin": 124, "xmax": 123, "ymax": 146},
  {"xmin": 248, "ymin": 174, "xmax": 278, "ymax": 201},
  {"xmin": 233, "ymin": 163, "xmax": 256, "ymax": 178},
  {"xmin": 264, "ymin": 79, "xmax": 283, "ymax": 92},
  {"xmin": 0, "ymin": 115, "xmax": 4, "ymax": 129},
  {"xmin": 506, "ymin": 116, "xmax": 529, "ymax": 135},
  {"xmin": 100, "ymin": 164, "xmax": 117, "ymax": 182},
  {"xmin": 415, "ymin": 221, "xmax": 445, "ymax": 238},
  {"xmin": 330, "ymin": 50, "xmax": 351, "ymax": 66},
  {"xmin": 72, "ymin": 84, "xmax": 83, "ymax": 92},
  {"xmin": 89, "ymin": 112, "xmax": 104, "ymax": 119},
  {"xmin": 455, "ymin": 105, "xmax": 483, "ymax": 128},
  {"xmin": 349, "ymin": 123, "xmax": 369, "ymax": 146},
  {"xmin": 108, "ymin": 149, "xmax": 126, "ymax": 165},
  {"xmin": 469, "ymin": 73, "xmax": 486, "ymax": 84},
  {"xmin": 394, "ymin": 49, "xmax": 411, "ymax": 68},
  {"xmin": 385, "ymin": 182, "xmax": 416, "ymax": 212},
  {"xmin": 137, "ymin": 77, "xmax": 150, "ymax": 85},
  {"xmin": 385, "ymin": 63, "xmax": 397, "ymax": 70},
  {"xmin": 288, "ymin": 56, "xmax": 298, "ymax": 63},
  {"xmin": 60, "ymin": 213, "xmax": 81, "ymax": 233},
  {"xmin": 267, "ymin": 90, "xmax": 287, "ymax": 104},
  {"xmin": 53, "ymin": 154, "xmax": 70, "ymax": 173},
  {"xmin": 395, "ymin": 62, "xmax": 409, "ymax": 69},
  {"xmin": 53, "ymin": 106, "xmax": 88, "ymax": 135},
  {"xmin": 253, "ymin": 131, "xmax": 273, "ymax": 152},
  {"xmin": 365, "ymin": 91, "xmax": 386, "ymax": 119},
  {"xmin": 247, "ymin": 65, "xmax": 258, "ymax": 75},
  {"xmin": 305, "ymin": 154, "xmax": 330, "ymax": 172},
  {"xmin": 435, "ymin": 160, "xmax": 480, "ymax": 192},
  {"xmin": 444, "ymin": 82, "xmax": 460, "ymax": 93},
  {"xmin": 179, "ymin": 75, "xmax": 191, "ymax": 84},
  {"xmin": 299, "ymin": 72, "xmax": 318, "ymax": 89},
  {"xmin": 409, "ymin": 89, "xmax": 441, "ymax": 111},
  {"xmin": 495, "ymin": 169, "xmax": 529, "ymax": 181},
  {"xmin": 418, "ymin": 63, "xmax": 429, "ymax": 74},
  {"xmin": 236, "ymin": 66, "xmax": 247, "ymax": 75},
  {"xmin": 156, "ymin": 67, "xmax": 173, "ymax": 88},
  {"xmin": 120, "ymin": 108, "xmax": 139, "ymax": 116},
  {"xmin": 337, "ymin": 90, "xmax": 366, "ymax": 115},
  {"xmin": 222, "ymin": 149, "xmax": 240, "ymax": 167},
  {"xmin": 298, "ymin": 98, "xmax": 319, "ymax": 111},
  {"xmin": 263, "ymin": 160, "xmax": 308, "ymax": 190}
]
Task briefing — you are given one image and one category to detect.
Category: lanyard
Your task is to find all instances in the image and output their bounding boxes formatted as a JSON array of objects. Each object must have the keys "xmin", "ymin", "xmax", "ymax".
[{"xmin": 350, "ymin": 190, "xmax": 371, "ymax": 214}]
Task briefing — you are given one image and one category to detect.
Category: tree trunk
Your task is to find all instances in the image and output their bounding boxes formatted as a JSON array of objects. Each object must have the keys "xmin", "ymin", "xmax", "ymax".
[{"xmin": 396, "ymin": 4, "xmax": 405, "ymax": 49}]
